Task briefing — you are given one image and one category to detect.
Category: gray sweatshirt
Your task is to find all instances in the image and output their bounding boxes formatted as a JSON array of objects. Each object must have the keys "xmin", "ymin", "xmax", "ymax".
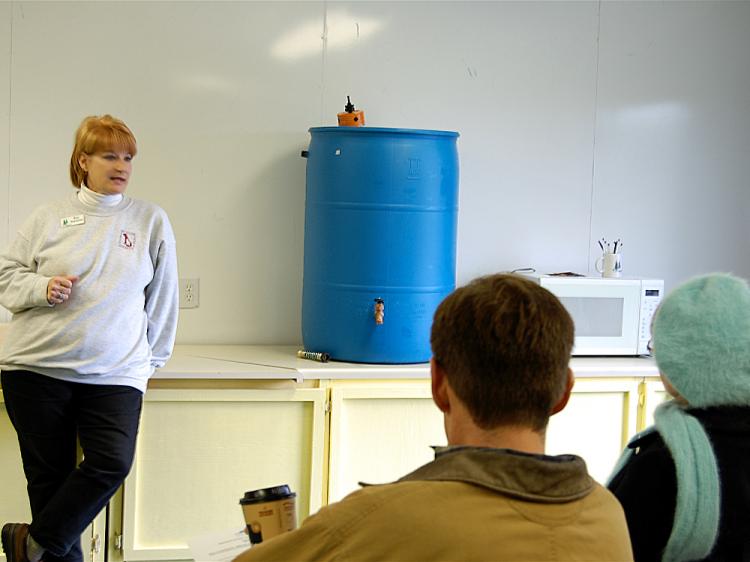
[{"xmin": 0, "ymin": 191, "xmax": 179, "ymax": 392}]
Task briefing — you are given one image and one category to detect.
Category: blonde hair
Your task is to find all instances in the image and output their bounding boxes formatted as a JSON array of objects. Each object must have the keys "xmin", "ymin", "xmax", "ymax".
[{"xmin": 69, "ymin": 115, "xmax": 137, "ymax": 187}]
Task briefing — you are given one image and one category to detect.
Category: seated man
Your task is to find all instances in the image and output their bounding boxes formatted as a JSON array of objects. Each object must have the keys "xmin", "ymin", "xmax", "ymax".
[{"xmin": 235, "ymin": 273, "xmax": 633, "ymax": 561}]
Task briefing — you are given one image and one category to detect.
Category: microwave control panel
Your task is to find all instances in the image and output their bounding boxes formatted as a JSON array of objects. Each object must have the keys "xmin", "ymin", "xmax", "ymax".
[{"xmin": 638, "ymin": 279, "xmax": 665, "ymax": 355}]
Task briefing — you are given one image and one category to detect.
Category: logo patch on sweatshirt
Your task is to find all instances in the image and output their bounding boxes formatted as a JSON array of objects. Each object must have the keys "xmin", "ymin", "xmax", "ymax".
[{"xmin": 119, "ymin": 230, "xmax": 136, "ymax": 250}]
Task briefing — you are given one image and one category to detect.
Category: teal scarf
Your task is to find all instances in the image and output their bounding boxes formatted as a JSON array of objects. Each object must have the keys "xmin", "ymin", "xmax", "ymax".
[{"xmin": 608, "ymin": 400, "xmax": 720, "ymax": 562}]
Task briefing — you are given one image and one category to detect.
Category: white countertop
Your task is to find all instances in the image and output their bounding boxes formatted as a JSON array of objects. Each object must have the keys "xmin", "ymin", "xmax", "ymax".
[
  {"xmin": 156, "ymin": 345, "xmax": 659, "ymax": 381},
  {"xmin": 0, "ymin": 321, "xmax": 660, "ymax": 381}
]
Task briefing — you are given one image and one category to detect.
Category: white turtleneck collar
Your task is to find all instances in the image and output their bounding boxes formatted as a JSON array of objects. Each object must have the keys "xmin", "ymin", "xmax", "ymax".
[{"xmin": 78, "ymin": 184, "xmax": 123, "ymax": 208}]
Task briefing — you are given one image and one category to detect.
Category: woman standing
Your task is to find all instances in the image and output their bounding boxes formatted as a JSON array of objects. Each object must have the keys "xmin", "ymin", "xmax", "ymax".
[{"xmin": 0, "ymin": 115, "xmax": 178, "ymax": 562}]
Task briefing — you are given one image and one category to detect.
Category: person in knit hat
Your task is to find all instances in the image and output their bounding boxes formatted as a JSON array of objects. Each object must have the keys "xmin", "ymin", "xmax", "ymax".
[{"xmin": 608, "ymin": 272, "xmax": 750, "ymax": 561}]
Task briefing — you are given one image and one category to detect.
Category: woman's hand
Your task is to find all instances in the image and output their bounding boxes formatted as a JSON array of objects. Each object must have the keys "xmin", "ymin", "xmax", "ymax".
[{"xmin": 47, "ymin": 275, "xmax": 79, "ymax": 305}]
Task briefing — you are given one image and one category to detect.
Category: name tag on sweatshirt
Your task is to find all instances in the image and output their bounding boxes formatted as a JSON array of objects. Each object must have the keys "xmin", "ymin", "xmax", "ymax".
[{"xmin": 61, "ymin": 214, "xmax": 85, "ymax": 227}]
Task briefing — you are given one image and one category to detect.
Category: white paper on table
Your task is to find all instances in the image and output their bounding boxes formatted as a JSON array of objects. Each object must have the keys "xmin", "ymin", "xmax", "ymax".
[{"xmin": 187, "ymin": 527, "xmax": 251, "ymax": 562}]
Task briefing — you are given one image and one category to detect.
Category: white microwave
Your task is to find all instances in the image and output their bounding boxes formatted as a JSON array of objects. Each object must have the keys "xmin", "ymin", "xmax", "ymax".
[{"xmin": 524, "ymin": 274, "xmax": 664, "ymax": 356}]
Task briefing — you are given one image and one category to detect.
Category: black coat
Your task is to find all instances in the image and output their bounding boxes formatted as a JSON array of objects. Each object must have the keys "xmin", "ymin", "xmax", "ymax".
[{"xmin": 608, "ymin": 406, "xmax": 750, "ymax": 561}]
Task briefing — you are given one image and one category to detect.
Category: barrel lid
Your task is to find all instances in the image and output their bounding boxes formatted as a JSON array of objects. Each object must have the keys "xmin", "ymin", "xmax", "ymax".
[
  {"xmin": 309, "ymin": 126, "xmax": 459, "ymax": 138},
  {"xmin": 239, "ymin": 484, "xmax": 296, "ymax": 505}
]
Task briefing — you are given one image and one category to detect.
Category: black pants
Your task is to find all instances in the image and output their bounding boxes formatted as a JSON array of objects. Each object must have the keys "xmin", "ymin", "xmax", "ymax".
[{"xmin": 1, "ymin": 370, "xmax": 143, "ymax": 562}]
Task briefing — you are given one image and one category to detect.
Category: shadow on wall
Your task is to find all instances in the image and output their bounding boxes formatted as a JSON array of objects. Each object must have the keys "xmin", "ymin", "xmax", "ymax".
[{"xmin": 171, "ymin": 138, "xmax": 308, "ymax": 345}]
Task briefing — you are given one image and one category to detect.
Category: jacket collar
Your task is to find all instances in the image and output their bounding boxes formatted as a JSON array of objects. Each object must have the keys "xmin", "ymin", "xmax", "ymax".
[
  {"xmin": 688, "ymin": 405, "xmax": 750, "ymax": 432},
  {"xmin": 397, "ymin": 446, "xmax": 594, "ymax": 503},
  {"xmin": 628, "ymin": 405, "xmax": 750, "ymax": 449}
]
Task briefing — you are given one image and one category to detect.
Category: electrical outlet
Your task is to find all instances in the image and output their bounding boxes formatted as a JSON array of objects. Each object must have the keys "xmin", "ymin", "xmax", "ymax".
[{"xmin": 179, "ymin": 278, "xmax": 200, "ymax": 309}]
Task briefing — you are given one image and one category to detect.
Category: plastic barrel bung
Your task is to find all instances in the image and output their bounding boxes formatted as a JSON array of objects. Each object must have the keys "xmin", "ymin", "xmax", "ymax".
[{"xmin": 337, "ymin": 96, "xmax": 365, "ymax": 127}]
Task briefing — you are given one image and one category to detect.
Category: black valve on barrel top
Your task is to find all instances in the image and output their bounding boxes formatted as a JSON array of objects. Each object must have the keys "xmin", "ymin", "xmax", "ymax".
[{"xmin": 338, "ymin": 96, "xmax": 365, "ymax": 127}]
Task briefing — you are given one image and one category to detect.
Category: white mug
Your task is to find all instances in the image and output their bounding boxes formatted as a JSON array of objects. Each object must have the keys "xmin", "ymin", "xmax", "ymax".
[{"xmin": 595, "ymin": 253, "xmax": 622, "ymax": 278}]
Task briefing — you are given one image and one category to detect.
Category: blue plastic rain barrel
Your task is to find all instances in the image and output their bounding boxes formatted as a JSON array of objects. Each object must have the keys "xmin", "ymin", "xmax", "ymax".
[{"xmin": 301, "ymin": 126, "xmax": 459, "ymax": 363}]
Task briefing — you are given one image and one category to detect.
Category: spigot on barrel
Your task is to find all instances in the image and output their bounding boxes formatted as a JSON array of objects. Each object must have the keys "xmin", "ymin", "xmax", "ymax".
[{"xmin": 374, "ymin": 298, "xmax": 385, "ymax": 325}]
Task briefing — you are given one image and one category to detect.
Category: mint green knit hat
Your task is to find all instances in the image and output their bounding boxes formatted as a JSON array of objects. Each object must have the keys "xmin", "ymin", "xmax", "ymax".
[{"xmin": 653, "ymin": 272, "xmax": 750, "ymax": 408}]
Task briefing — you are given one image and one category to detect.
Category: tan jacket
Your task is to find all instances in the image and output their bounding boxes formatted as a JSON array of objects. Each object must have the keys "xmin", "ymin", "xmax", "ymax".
[{"xmin": 234, "ymin": 447, "xmax": 633, "ymax": 562}]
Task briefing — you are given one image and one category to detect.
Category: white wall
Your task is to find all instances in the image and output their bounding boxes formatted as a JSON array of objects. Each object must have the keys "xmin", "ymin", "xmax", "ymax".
[
  {"xmin": 591, "ymin": 1, "xmax": 750, "ymax": 284},
  {"xmin": 0, "ymin": 2, "xmax": 10, "ymax": 324},
  {"xmin": 1, "ymin": 1, "xmax": 748, "ymax": 344}
]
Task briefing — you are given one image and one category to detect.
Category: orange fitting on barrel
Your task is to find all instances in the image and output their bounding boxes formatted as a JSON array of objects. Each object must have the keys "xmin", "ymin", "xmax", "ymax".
[
  {"xmin": 338, "ymin": 110, "xmax": 365, "ymax": 127},
  {"xmin": 338, "ymin": 95, "xmax": 365, "ymax": 127},
  {"xmin": 374, "ymin": 298, "xmax": 385, "ymax": 325}
]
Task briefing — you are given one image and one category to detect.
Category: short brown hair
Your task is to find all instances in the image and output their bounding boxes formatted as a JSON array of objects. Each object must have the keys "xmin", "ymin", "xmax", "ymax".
[
  {"xmin": 430, "ymin": 274, "xmax": 574, "ymax": 431},
  {"xmin": 69, "ymin": 114, "xmax": 137, "ymax": 187}
]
